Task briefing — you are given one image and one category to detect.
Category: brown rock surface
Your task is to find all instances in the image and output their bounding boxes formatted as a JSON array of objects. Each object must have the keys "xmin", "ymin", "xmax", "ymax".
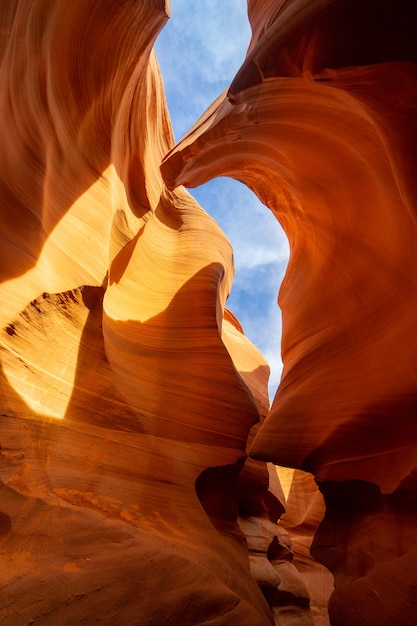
[
  {"xmin": 162, "ymin": 1, "xmax": 417, "ymax": 624},
  {"xmin": 3, "ymin": 0, "xmax": 417, "ymax": 624},
  {"xmin": 0, "ymin": 1, "xmax": 278, "ymax": 624}
]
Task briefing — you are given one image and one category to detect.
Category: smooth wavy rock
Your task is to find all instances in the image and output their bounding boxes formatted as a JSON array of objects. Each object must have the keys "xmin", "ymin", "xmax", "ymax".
[
  {"xmin": 161, "ymin": 1, "xmax": 417, "ymax": 624},
  {"xmin": 0, "ymin": 1, "xmax": 281, "ymax": 624}
]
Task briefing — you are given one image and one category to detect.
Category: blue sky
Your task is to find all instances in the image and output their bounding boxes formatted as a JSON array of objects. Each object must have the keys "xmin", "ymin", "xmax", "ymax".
[{"xmin": 154, "ymin": 1, "xmax": 289, "ymax": 397}]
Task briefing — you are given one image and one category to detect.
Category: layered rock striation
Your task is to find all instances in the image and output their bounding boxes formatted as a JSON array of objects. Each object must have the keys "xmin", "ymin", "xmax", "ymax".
[
  {"xmin": 2, "ymin": 0, "xmax": 417, "ymax": 624},
  {"xmin": 0, "ymin": 1, "xmax": 280, "ymax": 624},
  {"xmin": 162, "ymin": 0, "xmax": 417, "ymax": 624}
]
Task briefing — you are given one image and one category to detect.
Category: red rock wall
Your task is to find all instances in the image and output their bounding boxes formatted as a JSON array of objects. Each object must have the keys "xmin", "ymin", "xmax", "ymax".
[{"xmin": 162, "ymin": 1, "xmax": 417, "ymax": 624}]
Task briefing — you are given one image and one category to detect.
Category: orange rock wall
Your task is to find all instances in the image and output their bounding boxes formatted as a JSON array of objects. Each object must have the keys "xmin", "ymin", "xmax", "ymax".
[
  {"xmin": 2, "ymin": 0, "xmax": 417, "ymax": 624},
  {"xmin": 162, "ymin": 1, "xmax": 417, "ymax": 624},
  {"xmin": 0, "ymin": 1, "xmax": 279, "ymax": 624}
]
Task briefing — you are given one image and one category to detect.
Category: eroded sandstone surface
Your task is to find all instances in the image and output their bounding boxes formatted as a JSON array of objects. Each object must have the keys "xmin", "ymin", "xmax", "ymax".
[
  {"xmin": 162, "ymin": 1, "xmax": 417, "ymax": 624},
  {"xmin": 1, "ymin": 0, "xmax": 417, "ymax": 625}
]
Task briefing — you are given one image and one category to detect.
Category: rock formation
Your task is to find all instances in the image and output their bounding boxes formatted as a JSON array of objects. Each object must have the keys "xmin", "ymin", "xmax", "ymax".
[
  {"xmin": 1, "ymin": 0, "xmax": 417, "ymax": 624},
  {"xmin": 0, "ymin": 1, "xmax": 276, "ymax": 624},
  {"xmin": 162, "ymin": 0, "xmax": 417, "ymax": 624}
]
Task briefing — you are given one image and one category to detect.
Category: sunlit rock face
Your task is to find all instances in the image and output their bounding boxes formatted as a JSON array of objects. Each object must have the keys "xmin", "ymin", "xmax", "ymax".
[
  {"xmin": 162, "ymin": 0, "xmax": 417, "ymax": 624},
  {"xmin": 3, "ymin": 0, "xmax": 417, "ymax": 623},
  {"xmin": 0, "ymin": 1, "xmax": 283, "ymax": 624}
]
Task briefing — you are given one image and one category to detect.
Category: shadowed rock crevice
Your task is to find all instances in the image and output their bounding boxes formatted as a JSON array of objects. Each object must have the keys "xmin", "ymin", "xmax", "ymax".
[{"xmin": 312, "ymin": 479, "xmax": 417, "ymax": 626}]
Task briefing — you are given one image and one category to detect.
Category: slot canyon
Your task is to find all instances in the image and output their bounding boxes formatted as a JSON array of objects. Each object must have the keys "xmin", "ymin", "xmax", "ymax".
[{"xmin": 1, "ymin": 1, "xmax": 416, "ymax": 624}]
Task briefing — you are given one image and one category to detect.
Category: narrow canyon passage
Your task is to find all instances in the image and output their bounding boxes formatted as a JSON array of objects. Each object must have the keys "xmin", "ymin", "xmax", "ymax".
[
  {"xmin": 155, "ymin": 2, "xmax": 289, "ymax": 399},
  {"xmin": 1, "ymin": 1, "xmax": 417, "ymax": 625}
]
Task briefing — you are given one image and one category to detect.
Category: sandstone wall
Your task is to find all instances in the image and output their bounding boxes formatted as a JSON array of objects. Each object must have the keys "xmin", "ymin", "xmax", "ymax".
[
  {"xmin": 2, "ymin": 1, "xmax": 417, "ymax": 624},
  {"xmin": 162, "ymin": 1, "xmax": 417, "ymax": 624}
]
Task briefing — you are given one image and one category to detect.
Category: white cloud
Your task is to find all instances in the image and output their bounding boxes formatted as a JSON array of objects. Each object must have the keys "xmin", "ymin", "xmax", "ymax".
[
  {"xmin": 155, "ymin": 1, "xmax": 251, "ymax": 139},
  {"xmin": 192, "ymin": 178, "xmax": 289, "ymax": 266},
  {"xmin": 163, "ymin": 1, "xmax": 250, "ymax": 74}
]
